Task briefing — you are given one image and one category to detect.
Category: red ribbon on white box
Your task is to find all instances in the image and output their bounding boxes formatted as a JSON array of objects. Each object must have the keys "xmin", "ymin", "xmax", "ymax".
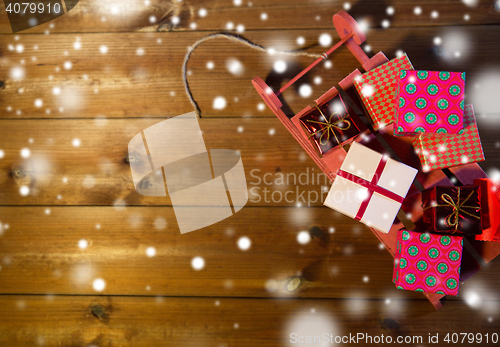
[{"xmin": 337, "ymin": 155, "xmax": 405, "ymax": 221}]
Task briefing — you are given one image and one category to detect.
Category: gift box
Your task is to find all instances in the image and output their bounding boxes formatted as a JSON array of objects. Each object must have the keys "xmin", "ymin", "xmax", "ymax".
[
  {"xmin": 299, "ymin": 97, "xmax": 360, "ymax": 156},
  {"xmin": 422, "ymin": 185, "xmax": 482, "ymax": 235},
  {"xmin": 353, "ymin": 53, "xmax": 414, "ymax": 131},
  {"xmin": 474, "ymin": 178, "xmax": 500, "ymax": 242},
  {"xmin": 412, "ymin": 104, "xmax": 485, "ymax": 172},
  {"xmin": 393, "ymin": 230, "xmax": 463, "ymax": 296},
  {"xmin": 323, "ymin": 142, "xmax": 417, "ymax": 233},
  {"xmin": 394, "ymin": 70, "xmax": 465, "ymax": 136}
]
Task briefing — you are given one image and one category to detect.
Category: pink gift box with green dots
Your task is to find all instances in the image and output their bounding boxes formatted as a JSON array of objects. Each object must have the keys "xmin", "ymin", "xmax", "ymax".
[
  {"xmin": 394, "ymin": 70, "xmax": 465, "ymax": 137},
  {"xmin": 393, "ymin": 230, "xmax": 463, "ymax": 296}
]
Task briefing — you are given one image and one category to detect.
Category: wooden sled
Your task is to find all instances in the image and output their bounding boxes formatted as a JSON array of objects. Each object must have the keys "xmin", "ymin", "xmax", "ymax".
[{"xmin": 252, "ymin": 10, "xmax": 500, "ymax": 309}]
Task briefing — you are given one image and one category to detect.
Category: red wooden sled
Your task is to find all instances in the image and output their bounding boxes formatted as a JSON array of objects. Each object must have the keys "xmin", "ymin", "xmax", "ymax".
[{"xmin": 252, "ymin": 10, "xmax": 500, "ymax": 309}]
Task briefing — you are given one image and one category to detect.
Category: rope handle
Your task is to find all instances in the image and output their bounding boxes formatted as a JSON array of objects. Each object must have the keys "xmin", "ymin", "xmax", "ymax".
[{"xmin": 182, "ymin": 33, "xmax": 325, "ymax": 118}]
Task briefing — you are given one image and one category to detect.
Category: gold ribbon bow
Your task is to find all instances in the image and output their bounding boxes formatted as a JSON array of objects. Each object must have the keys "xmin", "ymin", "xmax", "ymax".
[
  {"xmin": 306, "ymin": 105, "xmax": 352, "ymax": 146},
  {"xmin": 425, "ymin": 188, "xmax": 481, "ymax": 231}
]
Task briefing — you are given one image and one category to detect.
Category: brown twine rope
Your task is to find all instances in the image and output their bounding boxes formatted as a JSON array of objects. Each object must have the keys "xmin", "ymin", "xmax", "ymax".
[{"xmin": 182, "ymin": 33, "xmax": 323, "ymax": 118}]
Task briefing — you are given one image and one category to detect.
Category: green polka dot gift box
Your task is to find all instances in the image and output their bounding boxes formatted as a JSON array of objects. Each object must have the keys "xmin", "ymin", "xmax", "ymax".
[
  {"xmin": 411, "ymin": 104, "xmax": 485, "ymax": 172},
  {"xmin": 353, "ymin": 54, "xmax": 414, "ymax": 131},
  {"xmin": 393, "ymin": 230, "xmax": 463, "ymax": 296},
  {"xmin": 394, "ymin": 70, "xmax": 465, "ymax": 136}
]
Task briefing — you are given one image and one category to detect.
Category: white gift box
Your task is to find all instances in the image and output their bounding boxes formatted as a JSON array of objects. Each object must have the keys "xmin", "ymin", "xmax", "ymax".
[{"xmin": 324, "ymin": 142, "xmax": 417, "ymax": 233}]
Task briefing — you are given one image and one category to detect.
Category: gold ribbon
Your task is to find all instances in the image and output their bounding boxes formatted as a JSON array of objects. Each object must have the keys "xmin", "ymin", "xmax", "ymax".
[
  {"xmin": 306, "ymin": 105, "xmax": 352, "ymax": 146},
  {"xmin": 424, "ymin": 188, "xmax": 481, "ymax": 231}
]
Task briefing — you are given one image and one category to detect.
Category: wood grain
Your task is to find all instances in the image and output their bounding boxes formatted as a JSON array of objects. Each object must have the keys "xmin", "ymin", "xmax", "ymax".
[
  {"xmin": 0, "ymin": 0, "xmax": 499, "ymax": 33},
  {"xmin": 2, "ymin": 26, "xmax": 500, "ymax": 122},
  {"xmin": 1, "ymin": 117, "xmax": 499, "ymax": 207},
  {"xmin": 0, "ymin": 118, "xmax": 334, "ymax": 207},
  {"xmin": 0, "ymin": 206, "xmax": 499, "ymax": 299},
  {"xmin": 0, "ymin": 295, "xmax": 499, "ymax": 347},
  {"xmin": 1, "ymin": 0, "xmax": 500, "ymax": 338}
]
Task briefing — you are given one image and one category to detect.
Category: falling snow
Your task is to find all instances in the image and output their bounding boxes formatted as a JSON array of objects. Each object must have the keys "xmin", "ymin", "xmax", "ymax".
[
  {"xmin": 361, "ymin": 84, "xmax": 374, "ymax": 97},
  {"xmin": 20, "ymin": 148, "xmax": 31, "ymax": 158},
  {"xmin": 297, "ymin": 231, "xmax": 310, "ymax": 245},
  {"xmin": 78, "ymin": 239, "xmax": 88, "ymax": 249},
  {"xmin": 191, "ymin": 256, "xmax": 205, "ymax": 270},
  {"xmin": 20, "ymin": 186, "xmax": 30, "ymax": 196},
  {"xmin": 93, "ymin": 278, "xmax": 106, "ymax": 291},
  {"xmin": 237, "ymin": 237, "xmax": 251, "ymax": 251},
  {"xmin": 226, "ymin": 58, "xmax": 244, "ymax": 76},
  {"xmin": 273, "ymin": 60, "xmax": 287, "ymax": 73},
  {"xmin": 213, "ymin": 97, "xmax": 227, "ymax": 110},
  {"xmin": 299, "ymin": 84, "xmax": 312, "ymax": 98},
  {"xmin": 319, "ymin": 33, "xmax": 332, "ymax": 47},
  {"xmin": 462, "ymin": 0, "xmax": 478, "ymax": 6},
  {"xmin": 146, "ymin": 247, "xmax": 156, "ymax": 257},
  {"xmin": 154, "ymin": 217, "xmax": 167, "ymax": 230},
  {"xmin": 11, "ymin": 67, "xmax": 25, "ymax": 80}
]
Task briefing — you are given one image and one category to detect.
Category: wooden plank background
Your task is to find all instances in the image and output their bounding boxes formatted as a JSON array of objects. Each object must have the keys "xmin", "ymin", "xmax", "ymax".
[{"xmin": 1, "ymin": 0, "xmax": 500, "ymax": 345}]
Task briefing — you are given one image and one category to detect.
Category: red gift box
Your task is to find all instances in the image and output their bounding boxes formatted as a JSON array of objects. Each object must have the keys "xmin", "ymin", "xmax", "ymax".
[
  {"xmin": 474, "ymin": 178, "xmax": 500, "ymax": 242},
  {"xmin": 353, "ymin": 54, "xmax": 414, "ymax": 131},
  {"xmin": 412, "ymin": 104, "xmax": 485, "ymax": 172},
  {"xmin": 298, "ymin": 95, "xmax": 360, "ymax": 156}
]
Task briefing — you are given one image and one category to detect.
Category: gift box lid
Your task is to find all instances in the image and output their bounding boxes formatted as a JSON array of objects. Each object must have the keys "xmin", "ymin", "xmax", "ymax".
[
  {"xmin": 353, "ymin": 53, "xmax": 414, "ymax": 131},
  {"xmin": 395, "ymin": 70, "xmax": 466, "ymax": 136}
]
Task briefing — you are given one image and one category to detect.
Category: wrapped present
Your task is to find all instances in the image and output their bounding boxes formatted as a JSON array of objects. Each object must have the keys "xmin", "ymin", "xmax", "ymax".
[
  {"xmin": 393, "ymin": 230, "xmax": 463, "ymax": 296},
  {"xmin": 324, "ymin": 142, "xmax": 417, "ymax": 233},
  {"xmin": 412, "ymin": 104, "xmax": 485, "ymax": 172},
  {"xmin": 354, "ymin": 53, "xmax": 414, "ymax": 131},
  {"xmin": 422, "ymin": 185, "xmax": 482, "ymax": 235},
  {"xmin": 394, "ymin": 70, "xmax": 466, "ymax": 136},
  {"xmin": 474, "ymin": 178, "xmax": 500, "ymax": 242},
  {"xmin": 299, "ymin": 97, "xmax": 360, "ymax": 156}
]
